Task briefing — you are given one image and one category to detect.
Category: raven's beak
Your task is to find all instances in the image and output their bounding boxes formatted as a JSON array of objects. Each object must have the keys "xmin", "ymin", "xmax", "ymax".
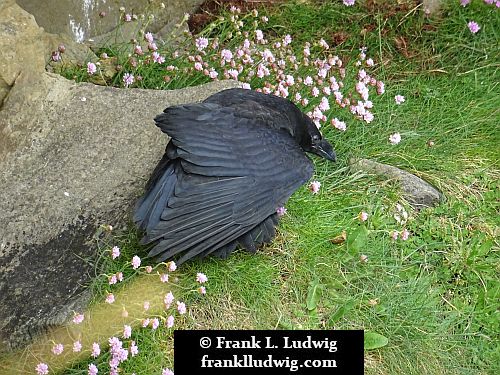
[{"xmin": 311, "ymin": 140, "xmax": 336, "ymax": 161}]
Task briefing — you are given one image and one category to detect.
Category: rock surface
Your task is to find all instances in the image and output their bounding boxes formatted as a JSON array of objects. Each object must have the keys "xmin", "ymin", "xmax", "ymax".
[
  {"xmin": 350, "ymin": 158, "xmax": 444, "ymax": 208},
  {"xmin": 422, "ymin": 0, "xmax": 443, "ymax": 16},
  {"xmin": 0, "ymin": 0, "xmax": 95, "ymax": 108},
  {"xmin": 0, "ymin": 0, "xmax": 240, "ymax": 352},
  {"xmin": 16, "ymin": 0, "xmax": 204, "ymax": 43}
]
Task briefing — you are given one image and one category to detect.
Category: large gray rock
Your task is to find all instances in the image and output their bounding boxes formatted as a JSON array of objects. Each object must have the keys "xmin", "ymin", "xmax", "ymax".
[
  {"xmin": 350, "ymin": 158, "xmax": 444, "ymax": 209},
  {"xmin": 0, "ymin": 0, "xmax": 240, "ymax": 352},
  {"xmin": 0, "ymin": 0, "xmax": 95, "ymax": 108},
  {"xmin": 16, "ymin": 0, "xmax": 204, "ymax": 43},
  {"xmin": 0, "ymin": 74, "xmax": 238, "ymax": 351}
]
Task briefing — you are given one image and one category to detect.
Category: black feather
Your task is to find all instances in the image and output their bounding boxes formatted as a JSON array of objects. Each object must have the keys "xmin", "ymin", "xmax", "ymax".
[{"xmin": 134, "ymin": 88, "xmax": 336, "ymax": 264}]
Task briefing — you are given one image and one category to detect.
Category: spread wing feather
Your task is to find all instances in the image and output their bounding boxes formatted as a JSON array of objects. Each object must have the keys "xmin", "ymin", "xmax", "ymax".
[{"xmin": 136, "ymin": 102, "xmax": 313, "ymax": 263}]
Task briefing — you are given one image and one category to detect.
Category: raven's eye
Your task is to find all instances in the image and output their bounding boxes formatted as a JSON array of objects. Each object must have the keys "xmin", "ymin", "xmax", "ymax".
[{"xmin": 312, "ymin": 134, "xmax": 320, "ymax": 142}]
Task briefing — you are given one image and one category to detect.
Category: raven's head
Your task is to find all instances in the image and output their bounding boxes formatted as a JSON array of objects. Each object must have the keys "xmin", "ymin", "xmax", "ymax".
[
  {"xmin": 300, "ymin": 115, "xmax": 336, "ymax": 162},
  {"xmin": 204, "ymin": 88, "xmax": 336, "ymax": 162}
]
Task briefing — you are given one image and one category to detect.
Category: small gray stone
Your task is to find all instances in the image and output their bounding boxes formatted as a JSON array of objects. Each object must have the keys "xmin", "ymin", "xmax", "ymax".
[{"xmin": 349, "ymin": 158, "xmax": 444, "ymax": 208}]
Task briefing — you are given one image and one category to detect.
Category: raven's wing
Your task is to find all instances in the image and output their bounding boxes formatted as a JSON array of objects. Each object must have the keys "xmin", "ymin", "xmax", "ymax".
[{"xmin": 141, "ymin": 103, "xmax": 313, "ymax": 264}]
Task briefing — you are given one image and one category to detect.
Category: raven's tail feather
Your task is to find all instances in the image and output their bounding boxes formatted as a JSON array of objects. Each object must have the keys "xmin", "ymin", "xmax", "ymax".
[{"xmin": 134, "ymin": 159, "xmax": 177, "ymax": 233}]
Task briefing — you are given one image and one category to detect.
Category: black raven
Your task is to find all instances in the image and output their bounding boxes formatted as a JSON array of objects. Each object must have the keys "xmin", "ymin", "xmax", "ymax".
[{"xmin": 134, "ymin": 88, "xmax": 335, "ymax": 264}]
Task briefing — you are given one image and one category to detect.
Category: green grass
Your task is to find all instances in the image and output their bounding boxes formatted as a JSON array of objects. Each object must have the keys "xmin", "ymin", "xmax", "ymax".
[{"xmin": 49, "ymin": 1, "xmax": 500, "ymax": 374}]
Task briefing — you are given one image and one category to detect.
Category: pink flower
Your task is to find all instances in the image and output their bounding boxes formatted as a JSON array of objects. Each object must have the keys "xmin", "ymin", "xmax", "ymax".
[
  {"xmin": 143, "ymin": 301, "xmax": 150, "ymax": 310},
  {"xmin": 303, "ymin": 76, "xmax": 313, "ymax": 86},
  {"xmin": 319, "ymin": 38, "xmax": 329, "ymax": 49},
  {"xmin": 194, "ymin": 62, "xmax": 203, "ymax": 71},
  {"xmin": 195, "ymin": 37, "xmax": 209, "ymax": 51},
  {"xmin": 199, "ymin": 286, "xmax": 207, "ymax": 295},
  {"xmin": 276, "ymin": 206, "xmax": 287, "ymax": 217},
  {"xmin": 356, "ymin": 82, "xmax": 369, "ymax": 100},
  {"xmin": 88, "ymin": 363, "xmax": 98, "ymax": 375},
  {"xmin": 364, "ymin": 111, "xmax": 374, "ymax": 123},
  {"xmin": 123, "ymin": 325, "xmax": 132, "ymax": 339},
  {"xmin": 116, "ymin": 272, "xmax": 123, "ymax": 282},
  {"xmin": 162, "ymin": 369, "xmax": 174, "ymax": 375},
  {"xmin": 391, "ymin": 231, "xmax": 399, "ymax": 241},
  {"xmin": 105, "ymin": 293, "xmax": 115, "ymax": 304},
  {"xmin": 359, "ymin": 211, "xmax": 368, "ymax": 222},
  {"xmin": 87, "ymin": 62, "xmax": 97, "ymax": 75},
  {"xmin": 160, "ymin": 273, "xmax": 169, "ymax": 283},
  {"xmin": 209, "ymin": 69, "xmax": 218, "ymax": 79},
  {"xmin": 283, "ymin": 34, "xmax": 292, "ymax": 46},
  {"xmin": 309, "ymin": 180, "xmax": 321, "ymax": 194},
  {"xmin": 73, "ymin": 313, "xmax": 84, "ymax": 324},
  {"xmin": 164, "ymin": 291, "xmax": 175, "ymax": 308},
  {"xmin": 389, "ymin": 133, "xmax": 401, "ymax": 145},
  {"xmin": 401, "ymin": 229, "xmax": 410, "ymax": 241},
  {"xmin": 221, "ymin": 49, "xmax": 233, "ymax": 62},
  {"xmin": 467, "ymin": 21, "xmax": 480, "ymax": 34},
  {"xmin": 123, "ymin": 73, "xmax": 134, "ymax": 87},
  {"xmin": 51, "ymin": 51, "xmax": 61, "ymax": 62},
  {"xmin": 256, "ymin": 64, "xmax": 270, "ymax": 78},
  {"xmin": 144, "ymin": 32, "xmax": 154, "ymax": 43},
  {"xmin": 108, "ymin": 274, "xmax": 117, "ymax": 285},
  {"xmin": 285, "ymin": 74, "xmax": 295, "ymax": 86},
  {"xmin": 124, "ymin": 14, "xmax": 132, "ymax": 22},
  {"xmin": 148, "ymin": 42, "xmax": 158, "ymax": 52},
  {"xmin": 131, "ymin": 255, "xmax": 141, "ymax": 269},
  {"xmin": 166, "ymin": 315, "xmax": 175, "ymax": 328},
  {"xmin": 142, "ymin": 318, "xmax": 150, "ymax": 327},
  {"xmin": 395, "ymin": 95, "xmax": 405, "ymax": 104},
  {"xmin": 177, "ymin": 301, "xmax": 187, "ymax": 314},
  {"xmin": 36, "ymin": 363, "xmax": 49, "ymax": 375},
  {"xmin": 152, "ymin": 52, "xmax": 165, "ymax": 64},
  {"xmin": 460, "ymin": 0, "xmax": 470, "ymax": 6},
  {"xmin": 111, "ymin": 246, "xmax": 120, "ymax": 259},
  {"xmin": 73, "ymin": 340, "xmax": 82, "ymax": 352},
  {"xmin": 319, "ymin": 97, "xmax": 330, "ymax": 111},
  {"xmin": 255, "ymin": 29, "xmax": 264, "ymax": 41},
  {"xmin": 311, "ymin": 87, "xmax": 320, "ymax": 97},
  {"xmin": 277, "ymin": 84, "xmax": 289, "ymax": 98},
  {"xmin": 196, "ymin": 273, "xmax": 208, "ymax": 283},
  {"xmin": 331, "ymin": 118, "xmax": 346, "ymax": 131},
  {"xmin": 227, "ymin": 69, "xmax": 239, "ymax": 79},
  {"xmin": 376, "ymin": 81, "xmax": 385, "ymax": 95},
  {"xmin": 130, "ymin": 341, "xmax": 139, "ymax": 356},
  {"xmin": 134, "ymin": 45, "xmax": 143, "ymax": 55},
  {"xmin": 145, "ymin": 265, "xmax": 153, "ymax": 273},
  {"xmin": 343, "ymin": 0, "xmax": 355, "ymax": 5},
  {"xmin": 168, "ymin": 261, "xmax": 177, "ymax": 272},
  {"xmin": 52, "ymin": 343, "xmax": 64, "ymax": 355},
  {"xmin": 151, "ymin": 318, "xmax": 160, "ymax": 329},
  {"xmin": 366, "ymin": 58, "xmax": 374, "ymax": 66},
  {"xmin": 91, "ymin": 342, "xmax": 101, "ymax": 358}
]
